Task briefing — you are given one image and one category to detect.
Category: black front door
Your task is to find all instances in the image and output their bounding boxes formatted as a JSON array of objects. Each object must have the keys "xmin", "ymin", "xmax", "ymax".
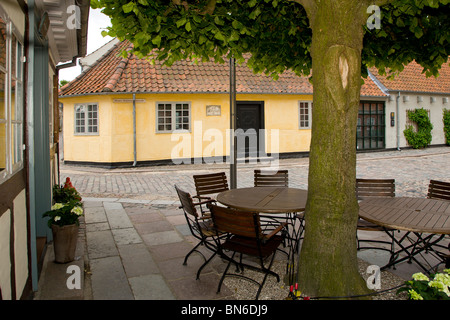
[{"xmin": 236, "ymin": 102, "xmax": 264, "ymax": 158}]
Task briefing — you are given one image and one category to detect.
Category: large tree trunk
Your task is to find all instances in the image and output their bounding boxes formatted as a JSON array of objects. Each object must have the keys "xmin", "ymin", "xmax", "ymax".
[{"xmin": 298, "ymin": 1, "xmax": 372, "ymax": 298}]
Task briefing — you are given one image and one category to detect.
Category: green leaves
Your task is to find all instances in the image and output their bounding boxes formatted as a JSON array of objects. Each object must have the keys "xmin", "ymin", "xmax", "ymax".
[
  {"xmin": 403, "ymin": 108, "xmax": 433, "ymax": 149},
  {"xmin": 444, "ymin": 109, "xmax": 450, "ymax": 145},
  {"xmin": 94, "ymin": 0, "xmax": 448, "ymax": 81},
  {"xmin": 363, "ymin": 0, "xmax": 449, "ymax": 78},
  {"xmin": 176, "ymin": 17, "xmax": 187, "ymax": 28},
  {"xmin": 122, "ymin": 2, "xmax": 134, "ymax": 14}
]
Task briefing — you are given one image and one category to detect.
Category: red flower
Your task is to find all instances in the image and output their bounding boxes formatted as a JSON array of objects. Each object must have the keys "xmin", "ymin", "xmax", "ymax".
[{"xmin": 64, "ymin": 177, "xmax": 74, "ymax": 189}]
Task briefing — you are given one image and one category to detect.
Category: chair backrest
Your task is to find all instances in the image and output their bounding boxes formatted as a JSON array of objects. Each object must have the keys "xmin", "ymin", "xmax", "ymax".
[
  {"xmin": 356, "ymin": 178, "xmax": 395, "ymax": 200},
  {"xmin": 427, "ymin": 180, "xmax": 450, "ymax": 201},
  {"xmin": 175, "ymin": 185, "xmax": 199, "ymax": 218},
  {"xmin": 254, "ymin": 169, "xmax": 289, "ymax": 187},
  {"xmin": 209, "ymin": 204, "xmax": 260, "ymax": 239},
  {"xmin": 193, "ymin": 172, "xmax": 229, "ymax": 197}
]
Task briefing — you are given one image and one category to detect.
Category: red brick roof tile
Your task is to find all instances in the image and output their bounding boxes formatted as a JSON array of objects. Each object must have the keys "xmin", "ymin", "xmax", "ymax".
[
  {"xmin": 369, "ymin": 61, "xmax": 450, "ymax": 94},
  {"xmin": 60, "ymin": 40, "xmax": 385, "ymax": 97}
]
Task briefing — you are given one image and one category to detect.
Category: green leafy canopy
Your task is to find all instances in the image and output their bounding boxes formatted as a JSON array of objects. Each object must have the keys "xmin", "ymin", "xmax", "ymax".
[{"xmin": 90, "ymin": 0, "xmax": 449, "ymax": 78}]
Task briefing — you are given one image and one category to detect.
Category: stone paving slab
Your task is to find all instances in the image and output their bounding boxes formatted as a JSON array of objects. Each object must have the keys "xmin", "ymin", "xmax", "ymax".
[
  {"xmin": 86, "ymin": 230, "xmax": 118, "ymax": 259},
  {"xmin": 118, "ymin": 243, "xmax": 160, "ymax": 277},
  {"xmin": 90, "ymin": 256, "xmax": 134, "ymax": 300},
  {"xmin": 129, "ymin": 274, "xmax": 176, "ymax": 300}
]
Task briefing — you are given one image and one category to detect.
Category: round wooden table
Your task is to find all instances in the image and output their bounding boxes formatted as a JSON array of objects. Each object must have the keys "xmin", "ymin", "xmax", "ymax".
[
  {"xmin": 216, "ymin": 187, "xmax": 308, "ymax": 213},
  {"xmin": 359, "ymin": 197, "xmax": 450, "ymax": 235},
  {"xmin": 359, "ymin": 197, "xmax": 450, "ymax": 273}
]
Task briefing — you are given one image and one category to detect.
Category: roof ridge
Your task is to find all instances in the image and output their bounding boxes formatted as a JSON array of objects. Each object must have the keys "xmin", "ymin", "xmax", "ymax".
[{"xmin": 102, "ymin": 49, "xmax": 131, "ymax": 92}]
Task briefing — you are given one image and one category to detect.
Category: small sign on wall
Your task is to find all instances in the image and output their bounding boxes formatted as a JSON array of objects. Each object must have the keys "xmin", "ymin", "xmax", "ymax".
[{"xmin": 206, "ymin": 105, "xmax": 221, "ymax": 116}]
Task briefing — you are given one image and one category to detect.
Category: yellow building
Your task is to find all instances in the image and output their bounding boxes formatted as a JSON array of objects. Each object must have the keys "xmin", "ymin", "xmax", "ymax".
[{"xmin": 59, "ymin": 40, "xmax": 386, "ymax": 167}]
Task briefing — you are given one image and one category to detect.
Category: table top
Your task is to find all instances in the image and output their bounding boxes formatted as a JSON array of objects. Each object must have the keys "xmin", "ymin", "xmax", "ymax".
[
  {"xmin": 216, "ymin": 187, "xmax": 308, "ymax": 213},
  {"xmin": 359, "ymin": 197, "xmax": 450, "ymax": 234}
]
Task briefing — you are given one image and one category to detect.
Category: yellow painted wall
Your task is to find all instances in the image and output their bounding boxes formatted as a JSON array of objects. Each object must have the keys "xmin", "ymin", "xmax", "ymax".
[
  {"xmin": 60, "ymin": 93, "xmax": 313, "ymax": 164},
  {"xmin": 62, "ymin": 95, "xmax": 113, "ymax": 163}
]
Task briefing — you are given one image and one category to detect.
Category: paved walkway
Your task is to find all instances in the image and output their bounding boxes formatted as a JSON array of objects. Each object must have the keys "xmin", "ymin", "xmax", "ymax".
[{"xmin": 35, "ymin": 146, "xmax": 450, "ymax": 300}]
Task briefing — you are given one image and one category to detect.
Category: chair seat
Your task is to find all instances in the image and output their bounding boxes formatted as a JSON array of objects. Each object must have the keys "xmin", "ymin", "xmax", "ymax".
[
  {"xmin": 198, "ymin": 219, "xmax": 220, "ymax": 237},
  {"xmin": 222, "ymin": 235, "xmax": 284, "ymax": 259}
]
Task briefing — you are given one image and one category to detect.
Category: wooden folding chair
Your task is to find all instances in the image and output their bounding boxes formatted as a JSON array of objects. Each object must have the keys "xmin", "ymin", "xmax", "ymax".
[
  {"xmin": 254, "ymin": 169, "xmax": 289, "ymax": 187},
  {"xmin": 193, "ymin": 172, "xmax": 229, "ymax": 212},
  {"xmin": 175, "ymin": 185, "xmax": 223, "ymax": 279},
  {"xmin": 427, "ymin": 180, "xmax": 450, "ymax": 201},
  {"xmin": 356, "ymin": 178, "xmax": 396, "ymax": 253},
  {"xmin": 209, "ymin": 204, "xmax": 287, "ymax": 300},
  {"xmin": 426, "ymin": 180, "xmax": 450, "ymax": 269}
]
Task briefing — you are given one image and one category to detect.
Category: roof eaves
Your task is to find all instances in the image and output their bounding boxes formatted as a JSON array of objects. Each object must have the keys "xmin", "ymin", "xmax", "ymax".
[{"xmin": 367, "ymin": 69, "xmax": 390, "ymax": 96}]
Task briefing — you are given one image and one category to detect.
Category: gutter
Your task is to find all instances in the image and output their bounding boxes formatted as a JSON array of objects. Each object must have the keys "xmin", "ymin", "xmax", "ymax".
[
  {"xmin": 396, "ymin": 92, "xmax": 401, "ymax": 151},
  {"xmin": 133, "ymin": 94, "xmax": 137, "ymax": 167}
]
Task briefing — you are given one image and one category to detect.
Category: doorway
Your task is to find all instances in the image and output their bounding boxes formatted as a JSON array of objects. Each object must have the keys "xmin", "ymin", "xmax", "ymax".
[{"xmin": 236, "ymin": 101, "xmax": 265, "ymax": 159}]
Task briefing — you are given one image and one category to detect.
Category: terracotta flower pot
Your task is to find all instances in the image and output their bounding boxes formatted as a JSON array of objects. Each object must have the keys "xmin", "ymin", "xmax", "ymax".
[{"xmin": 51, "ymin": 224, "xmax": 79, "ymax": 263}]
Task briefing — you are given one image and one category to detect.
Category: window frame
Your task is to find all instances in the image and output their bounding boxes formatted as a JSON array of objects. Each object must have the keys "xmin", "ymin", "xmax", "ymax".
[
  {"xmin": 356, "ymin": 101, "xmax": 386, "ymax": 150},
  {"xmin": 156, "ymin": 101, "xmax": 191, "ymax": 133},
  {"xmin": 298, "ymin": 101, "xmax": 312, "ymax": 129},
  {"xmin": 0, "ymin": 10, "xmax": 24, "ymax": 184},
  {"xmin": 74, "ymin": 103, "xmax": 99, "ymax": 135}
]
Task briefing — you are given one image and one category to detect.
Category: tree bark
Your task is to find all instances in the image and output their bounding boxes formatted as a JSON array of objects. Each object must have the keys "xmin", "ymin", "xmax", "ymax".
[{"xmin": 298, "ymin": 1, "xmax": 372, "ymax": 298}]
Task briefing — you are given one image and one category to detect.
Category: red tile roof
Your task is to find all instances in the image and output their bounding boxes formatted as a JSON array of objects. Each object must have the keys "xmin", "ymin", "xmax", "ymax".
[
  {"xmin": 369, "ymin": 61, "xmax": 450, "ymax": 94},
  {"xmin": 60, "ymin": 40, "xmax": 386, "ymax": 97}
]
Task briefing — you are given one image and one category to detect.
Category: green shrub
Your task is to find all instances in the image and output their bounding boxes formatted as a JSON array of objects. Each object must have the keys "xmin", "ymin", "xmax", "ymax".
[
  {"xmin": 444, "ymin": 109, "xmax": 450, "ymax": 146},
  {"xmin": 403, "ymin": 108, "xmax": 433, "ymax": 149}
]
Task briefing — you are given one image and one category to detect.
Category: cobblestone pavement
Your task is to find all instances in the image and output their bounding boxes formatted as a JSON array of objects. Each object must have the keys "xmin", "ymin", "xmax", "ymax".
[{"xmin": 60, "ymin": 146, "xmax": 450, "ymax": 200}]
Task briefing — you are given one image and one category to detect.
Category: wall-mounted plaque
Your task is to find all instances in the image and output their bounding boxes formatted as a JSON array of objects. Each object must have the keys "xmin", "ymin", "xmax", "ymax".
[{"xmin": 206, "ymin": 105, "xmax": 221, "ymax": 116}]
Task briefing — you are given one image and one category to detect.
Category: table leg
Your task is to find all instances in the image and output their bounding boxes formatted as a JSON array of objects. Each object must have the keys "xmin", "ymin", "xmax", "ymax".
[{"xmin": 381, "ymin": 229, "xmax": 445, "ymax": 274}]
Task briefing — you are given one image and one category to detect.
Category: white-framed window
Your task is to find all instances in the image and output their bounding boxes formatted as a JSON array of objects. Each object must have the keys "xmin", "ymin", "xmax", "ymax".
[
  {"xmin": 0, "ymin": 11, "xmax": 24, "ymax": 183},
  {"xmin": 299, "ymin": 101, "xmax": 312, "ymax": 129},
  {"xmin": 74, "ymin": 103, "xmax": 99, "ymax": 135},
  {"xmin": 156, "ymin": 102, "xmax": 191, "ymax": 133}
]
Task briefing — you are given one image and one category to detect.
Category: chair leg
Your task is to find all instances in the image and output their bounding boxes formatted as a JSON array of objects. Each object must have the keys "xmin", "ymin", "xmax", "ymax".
[
  {"xmin": 217, "ymin": 252, "xmax": 236, "ymax": 294},
  {"xmin": 196, "ymin": 251, "xmax": 217, "ymax": 280},
  {"xmin": 255, "ymin": 253, "xmax": 280, "ymax": 300},
  {"xmin": 183, "ymin": 241, "xmax": 204, "ymax": 266}
]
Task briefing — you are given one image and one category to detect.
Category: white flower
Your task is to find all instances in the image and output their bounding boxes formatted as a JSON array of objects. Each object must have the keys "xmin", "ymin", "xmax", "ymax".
[
  {"xmin": 54, "ymin": 216, "xmax": 61, "ymax": 222},
  {"xmin": 51, "ymin": 203, "xmax": 64, "ymax": 210},
  {"xmin": 71, "ymin": 206, "xmax": 83, "ymax": 216},
  {"xmin": 412, "ymin": 272, "xmax": 429, "ymax": 282}
]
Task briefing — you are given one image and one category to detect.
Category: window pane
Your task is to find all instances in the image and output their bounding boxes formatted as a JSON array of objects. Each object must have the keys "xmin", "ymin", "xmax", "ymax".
[
  {"xmin": 0, "ymin": 122, "xmax": 6, "ymax": 172},
  {"xmin": 86, "ymin": 104, "xmax": 98, "ymax": 133},
  {"xmin": 299, "ymin": 102, "xmax": 310, "ymax": 128},
  {"xmin": 11, "ymin": 35, "xmax": 16, "ymax": 77},
  {"xmin": 0, "ymin": 72, "xmax": 5, "ymax": 120},
  {"xmin": 75, "ymin": 105, "xmax": 86, "ymax": 133},
  {"xmin": 16, "ymin": 41, "xmax": 23, "ymax": 80},
  {"xmin": 0, "ymin": 18, "xmax": 6, "ymax": 70},
  {"xmin": 11, "ymin": 79, "xmax": 15, "ymax": 119},
  {"xmin": 12, "ymin": 123, "xmax": 22, "ymax": 165}
]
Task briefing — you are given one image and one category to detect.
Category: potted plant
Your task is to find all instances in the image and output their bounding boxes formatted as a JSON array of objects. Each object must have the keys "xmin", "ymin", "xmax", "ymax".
[
  {"xmin": 397, "ymin": 269, "xmax": 450, "ymax": 300},
  {"xmin": 43, "ymin": 178, "xmax": 83, "ymax": 263}
]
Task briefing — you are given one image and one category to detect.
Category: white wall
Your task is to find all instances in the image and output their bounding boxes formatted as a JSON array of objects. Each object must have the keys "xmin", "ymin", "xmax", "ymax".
[{"xmin": 385, "ymin": 93, "xmax": 449, "ymax": 149}]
